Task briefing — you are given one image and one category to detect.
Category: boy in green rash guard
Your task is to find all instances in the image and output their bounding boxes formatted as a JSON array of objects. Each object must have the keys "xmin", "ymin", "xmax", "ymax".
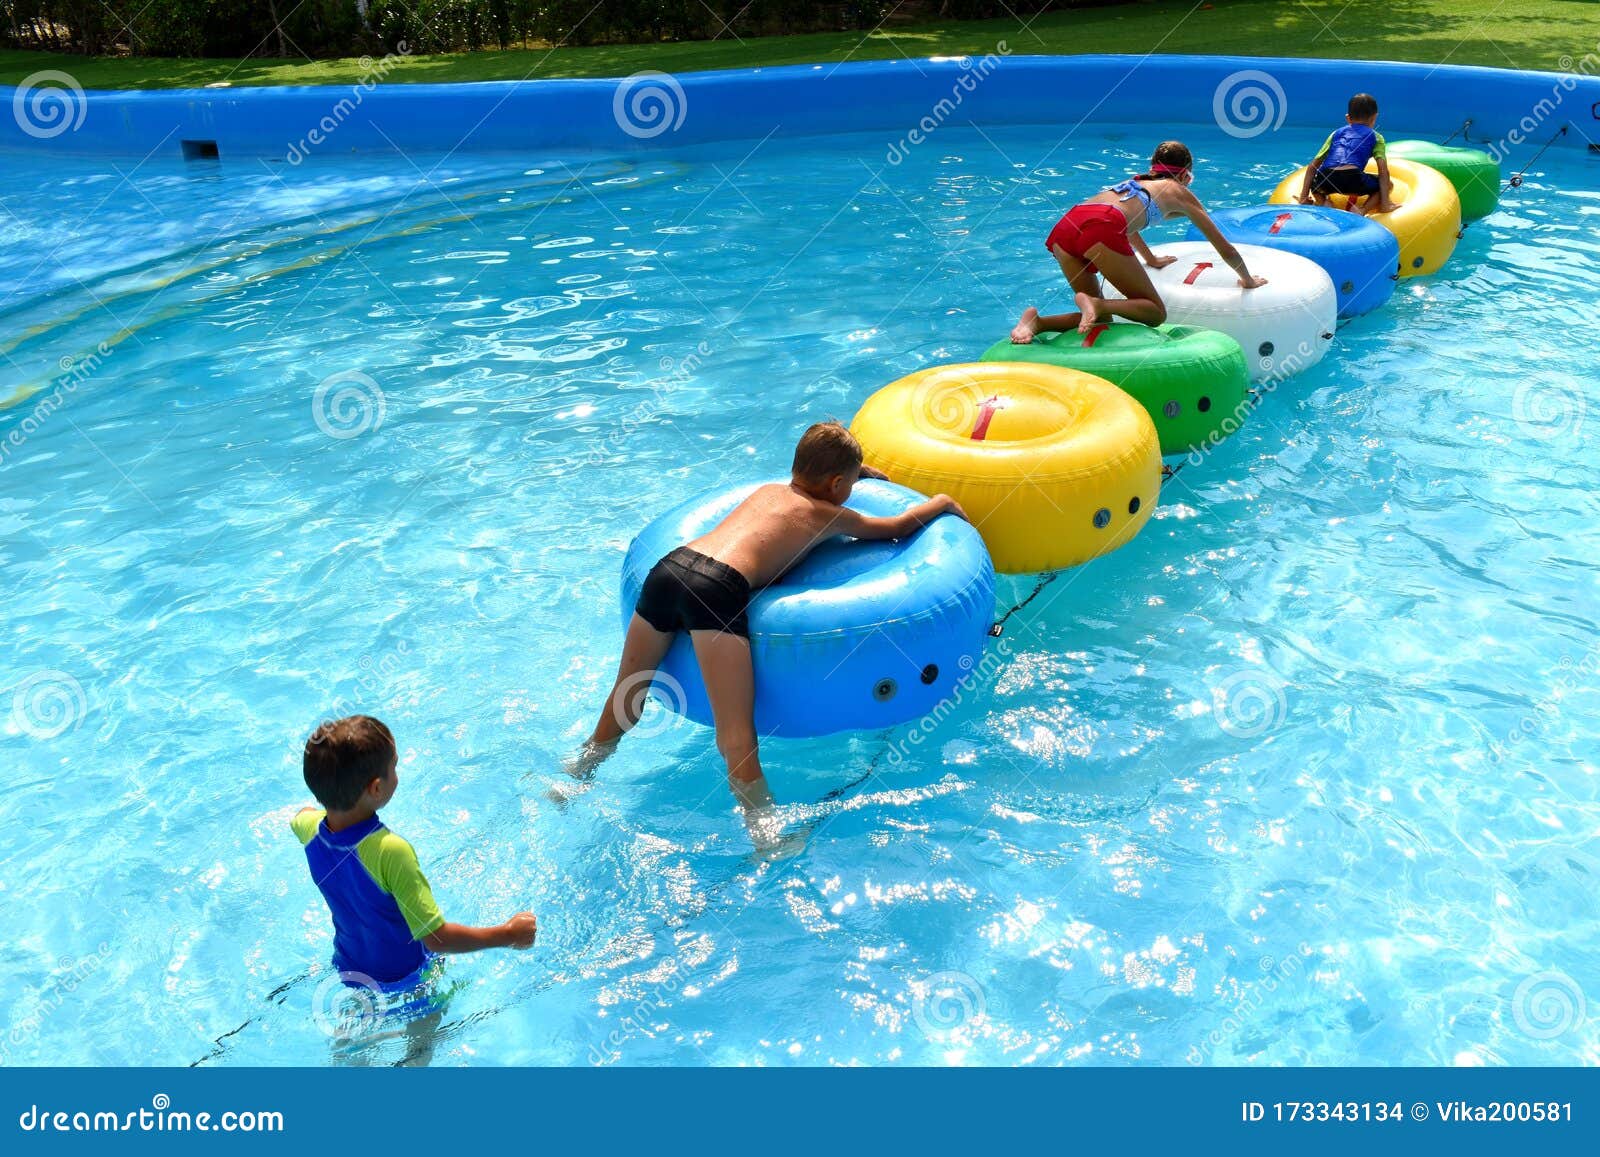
[
  {"xmin": 291, "ymin": 715, "xmax": 537, "ymax": 988},
  {"xmin": 1296, "ymin": 93, "xmax": 1400, "ymax": 215}
]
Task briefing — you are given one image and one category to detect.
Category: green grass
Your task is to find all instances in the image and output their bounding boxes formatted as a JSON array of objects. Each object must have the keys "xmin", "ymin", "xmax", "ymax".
[{"xmin": 2, "ymin": 0, "xmax": 1598, "ymax": 89}]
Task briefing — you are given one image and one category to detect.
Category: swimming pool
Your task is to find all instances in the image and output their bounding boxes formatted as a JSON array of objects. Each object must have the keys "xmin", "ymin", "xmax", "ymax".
[{"xmin": 2, "ymin": 100, "xmax": 1597, "ymax": 1066}]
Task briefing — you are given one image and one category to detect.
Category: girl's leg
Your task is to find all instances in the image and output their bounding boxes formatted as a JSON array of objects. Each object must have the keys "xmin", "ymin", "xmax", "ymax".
[
  {"xmin": 1075, "ymin": 245, "xmax": 1167, "ymax": 330},
  {"xmin": 1012, "ymin": 247, "xmax": 1101, "ymax": 342}
]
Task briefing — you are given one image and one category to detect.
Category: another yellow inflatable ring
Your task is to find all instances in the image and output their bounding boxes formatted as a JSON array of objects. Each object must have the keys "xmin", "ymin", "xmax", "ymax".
[
  {"xmin": 850, "ymin": 363, "xmax": 1161, "ymax": 574},
  {"xmin": 1270, "ymin": 157, "xmax": 1461, "ymax": 277}
]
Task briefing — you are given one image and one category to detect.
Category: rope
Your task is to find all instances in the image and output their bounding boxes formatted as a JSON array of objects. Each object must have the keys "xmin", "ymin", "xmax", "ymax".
[
  {"xmin": 989, "ymin": 570, "xmax": 1059, "ymax": 636},
  {"xmin": 1442, "ymin": 118, "xmax": 1473, "ymax": 146},
  {"xmin": 1507, "ymin": 124, "xmax": 1569, "ymax": 191},
  {"xmin": 988, "ymin": 445, "xmax": 1213, "ymax": 639}
]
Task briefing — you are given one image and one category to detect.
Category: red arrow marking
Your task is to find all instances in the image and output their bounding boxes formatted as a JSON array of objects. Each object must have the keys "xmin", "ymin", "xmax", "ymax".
[
  {"xmin": 1268, "ymin": 212, "xmax": 1293, "ymax": 235},
  {"xmin": 1082, "ymin": 323, "xmax": 1109, "ymax": 347},
  {"xmin": 971, "ymin": 394, "xmax": 1008, "ymax": 440},
  {"xmin": 1183, "ymin": 261, "xmax": 1212, "ymax": 285}
]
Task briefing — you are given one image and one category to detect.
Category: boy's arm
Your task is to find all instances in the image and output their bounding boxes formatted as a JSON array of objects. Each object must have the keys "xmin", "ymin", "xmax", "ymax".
[
  {"xmin": 1298, "ymin": 134, "xmax": 1333, "ymax": 202},
  {"xmin": 829, "ymin": 494, "xmax": 966, "ymax": 541},
  {"xmin": 1296, "ymin": 160, "xmax": 1318, "ymax": 203},
  {"xmin": 1374, "ymin": 157, "xmax": 1399, "ymax": 208},
  {"xmin": 425, "ymin": 915, "xmax": 537, "ymax": 953},
  {"xmin": 375, "ymin": 833, "xmax": 538, "ymax": 954},
  {"xmin": 290, "ymin": 807, "xmax": 323, "ymax": 845}
]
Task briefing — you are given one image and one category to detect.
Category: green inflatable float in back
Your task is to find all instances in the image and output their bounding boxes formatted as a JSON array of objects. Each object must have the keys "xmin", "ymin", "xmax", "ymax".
[
  {"xmin": 1388, "ymin": 140, "xmax": 1500, "ymax": 221},
  {"xmin": 981, "ymin": 323, "xmax": 1250, "ymax": 457}
]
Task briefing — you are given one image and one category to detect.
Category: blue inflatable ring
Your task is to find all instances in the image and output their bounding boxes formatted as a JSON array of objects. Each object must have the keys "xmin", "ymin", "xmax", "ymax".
[
  {"xmin": 620, "ymin": 480, "xmax": 997, "ymax": 738},
  {"xmin": 1188, "ymin": 205, "xmax": 1400, "ymax": 318}
]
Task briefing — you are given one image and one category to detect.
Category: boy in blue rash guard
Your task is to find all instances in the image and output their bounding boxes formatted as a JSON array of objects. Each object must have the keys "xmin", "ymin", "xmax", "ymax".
[
  {"xmin": 292, "ymin": 715, "xmax": 537, "ymax": 987},
  {"xmin": 1296, "ymin": 93, "xmax": 1400, "ymax": 215}
]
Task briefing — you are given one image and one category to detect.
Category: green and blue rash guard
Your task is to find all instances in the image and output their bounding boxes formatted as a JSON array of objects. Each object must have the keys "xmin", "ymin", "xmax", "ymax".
[
  {"xmin": 1315, "ymin": 123, "xmax": 1386, "ymax": 172},
  {"xmin": 291, "ymin": 809, "xmax": 446, "ymax": 986}
]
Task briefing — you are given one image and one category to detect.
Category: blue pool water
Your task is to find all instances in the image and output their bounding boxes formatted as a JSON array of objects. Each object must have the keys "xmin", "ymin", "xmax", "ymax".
[{"xmin": 2, "ymin": 119, "xmax": 1597, "ymax": 1067}]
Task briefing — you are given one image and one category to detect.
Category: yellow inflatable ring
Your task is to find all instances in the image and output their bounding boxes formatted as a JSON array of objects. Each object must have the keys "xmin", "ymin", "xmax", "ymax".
[
  {"xmin": 1271, "ymin": 157, "xmax": 1461, "ymax": 277},
  {"xmin": 850, "ymin": 362, "xmax": 1161, "ymax": 574}
]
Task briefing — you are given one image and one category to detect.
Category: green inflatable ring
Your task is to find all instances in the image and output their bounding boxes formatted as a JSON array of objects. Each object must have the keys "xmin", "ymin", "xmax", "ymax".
[
  {"xmin": 981, "ymin": 323, "xmax": 1250, "ymax": 456},
  {"xmin": 1388, "ymin": 140, "xmax": 1500, "ymax": 220}
]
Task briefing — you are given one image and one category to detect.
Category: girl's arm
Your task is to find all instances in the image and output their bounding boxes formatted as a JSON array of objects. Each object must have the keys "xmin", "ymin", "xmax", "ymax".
[
  {"xmin": 1131, "ymin": 233, "xmax": 1176, "ymax": 269},
  {"xmin": 1178, "ymin": 194, "xmax": 1267, "ymax": 288}
]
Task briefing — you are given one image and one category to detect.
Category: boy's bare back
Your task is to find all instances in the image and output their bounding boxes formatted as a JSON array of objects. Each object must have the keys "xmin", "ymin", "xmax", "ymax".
[{"xmin": 686, "ymin": 482, "xmax": 848, "ymax": 590}]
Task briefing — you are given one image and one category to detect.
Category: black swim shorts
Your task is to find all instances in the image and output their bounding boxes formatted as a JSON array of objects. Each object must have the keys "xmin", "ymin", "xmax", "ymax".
[
  {"xmin": 635, "ymin": 548, "xmax": 752, "ymax": 638},
  {"xmin": 1312, "ymin": 166, "xmax": 1381, "ymax": 198}
]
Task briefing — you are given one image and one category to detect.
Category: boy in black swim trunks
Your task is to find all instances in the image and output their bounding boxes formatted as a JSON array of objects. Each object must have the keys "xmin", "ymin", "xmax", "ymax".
[
  {"xmin": 1296, "ymin": 93, "xmax": 1400, "ymax": 215},
  {"xmin": 576, "ymin": 421, "xmax": 964, "ymax": 842}
]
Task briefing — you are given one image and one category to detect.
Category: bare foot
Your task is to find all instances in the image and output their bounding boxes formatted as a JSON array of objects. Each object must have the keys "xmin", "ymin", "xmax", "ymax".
[
  {"xmin": 1009, "ymin": 306, "xmax": 1040, "ymax": 344},
  {"xmin": 1074, "ymin": 291, "xmax": 1103, "ymax": 333}
]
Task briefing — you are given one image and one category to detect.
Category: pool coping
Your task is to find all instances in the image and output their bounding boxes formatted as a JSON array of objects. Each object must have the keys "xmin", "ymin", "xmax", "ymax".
[{"xmin": 2, "ymin": 53, "xmax": 1596, "ymax": 163}]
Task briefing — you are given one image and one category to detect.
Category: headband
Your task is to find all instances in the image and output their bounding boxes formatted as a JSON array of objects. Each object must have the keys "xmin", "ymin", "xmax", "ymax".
[{"xmin": 1150, "ymin": 162, "xmax": 1190, "ymax": 176}]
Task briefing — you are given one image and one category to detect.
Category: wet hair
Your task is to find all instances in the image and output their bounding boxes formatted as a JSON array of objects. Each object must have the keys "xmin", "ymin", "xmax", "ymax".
[
  {"xmin": 792, "ymin": 420, "xmax": 863, "ymax": 482},
  {"xmin": 303, "ymin": 715, "xmax": 397, "ymax": 811},
  {"xmin": 1137, "ymin": 140, "xmax": 1193, "ymax": 180},
  {"xmin": 1348, "ymin": 93, "xmax": 1378, "ymax": 120}
]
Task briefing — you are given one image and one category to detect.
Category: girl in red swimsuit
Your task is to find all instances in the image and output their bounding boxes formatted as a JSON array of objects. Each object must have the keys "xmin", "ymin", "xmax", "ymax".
[{"xmin": 1011, "ymin": 141, "xmax": 1266, "ymax": 343}]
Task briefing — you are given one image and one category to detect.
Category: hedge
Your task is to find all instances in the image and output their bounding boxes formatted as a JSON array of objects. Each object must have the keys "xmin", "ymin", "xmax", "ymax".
[{"xmin": 1, "ymin": 0, "xmax": 1118, "ymax": 58}]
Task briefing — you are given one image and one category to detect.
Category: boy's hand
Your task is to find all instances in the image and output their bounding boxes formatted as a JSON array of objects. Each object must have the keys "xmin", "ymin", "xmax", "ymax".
[
  {"xmin": 936, "ymin": 494, "xmax": 970, "ymax": 522},
  {"xmin": 1144, "ymin": 254, "xmax": 1177, "ymax": 270},
  {"xmin": 503, "ymin": 912, "xmax": 538, "ymax": 949}
]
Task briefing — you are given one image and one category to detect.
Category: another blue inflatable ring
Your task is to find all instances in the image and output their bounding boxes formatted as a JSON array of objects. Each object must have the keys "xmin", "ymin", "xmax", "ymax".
[
  {"xmin": 1188, "ymin": 205, "xmax": 1399, "ymax": 318},
  {"xmin": 620, "ymin": 480, "xmax": 996, "ymax": 739}
]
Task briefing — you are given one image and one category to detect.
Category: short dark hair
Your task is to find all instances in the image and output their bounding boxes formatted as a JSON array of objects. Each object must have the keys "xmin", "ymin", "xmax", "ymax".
[
  {"xmin": 303, "ymin": 715, "xmax": 396, "ymax": 811},
  {"xmin": 1348, "ymin": 93, "xmax": 1378, "ymax": 119},
  {"xmin": 792, "ymin": 420, "xmax": 863, "ymax": 482}
]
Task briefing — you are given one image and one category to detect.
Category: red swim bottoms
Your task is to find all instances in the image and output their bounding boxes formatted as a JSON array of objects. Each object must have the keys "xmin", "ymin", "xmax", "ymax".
[{"xmin": 1044, "ymin": 203, "xmax": 1134, "ymax": 272}]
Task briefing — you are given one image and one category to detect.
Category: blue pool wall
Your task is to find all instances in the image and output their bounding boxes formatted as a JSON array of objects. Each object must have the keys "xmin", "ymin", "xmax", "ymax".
[{"xmin": 1, "ymin": 55, "xmax": 1596, "ymax": 161}]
